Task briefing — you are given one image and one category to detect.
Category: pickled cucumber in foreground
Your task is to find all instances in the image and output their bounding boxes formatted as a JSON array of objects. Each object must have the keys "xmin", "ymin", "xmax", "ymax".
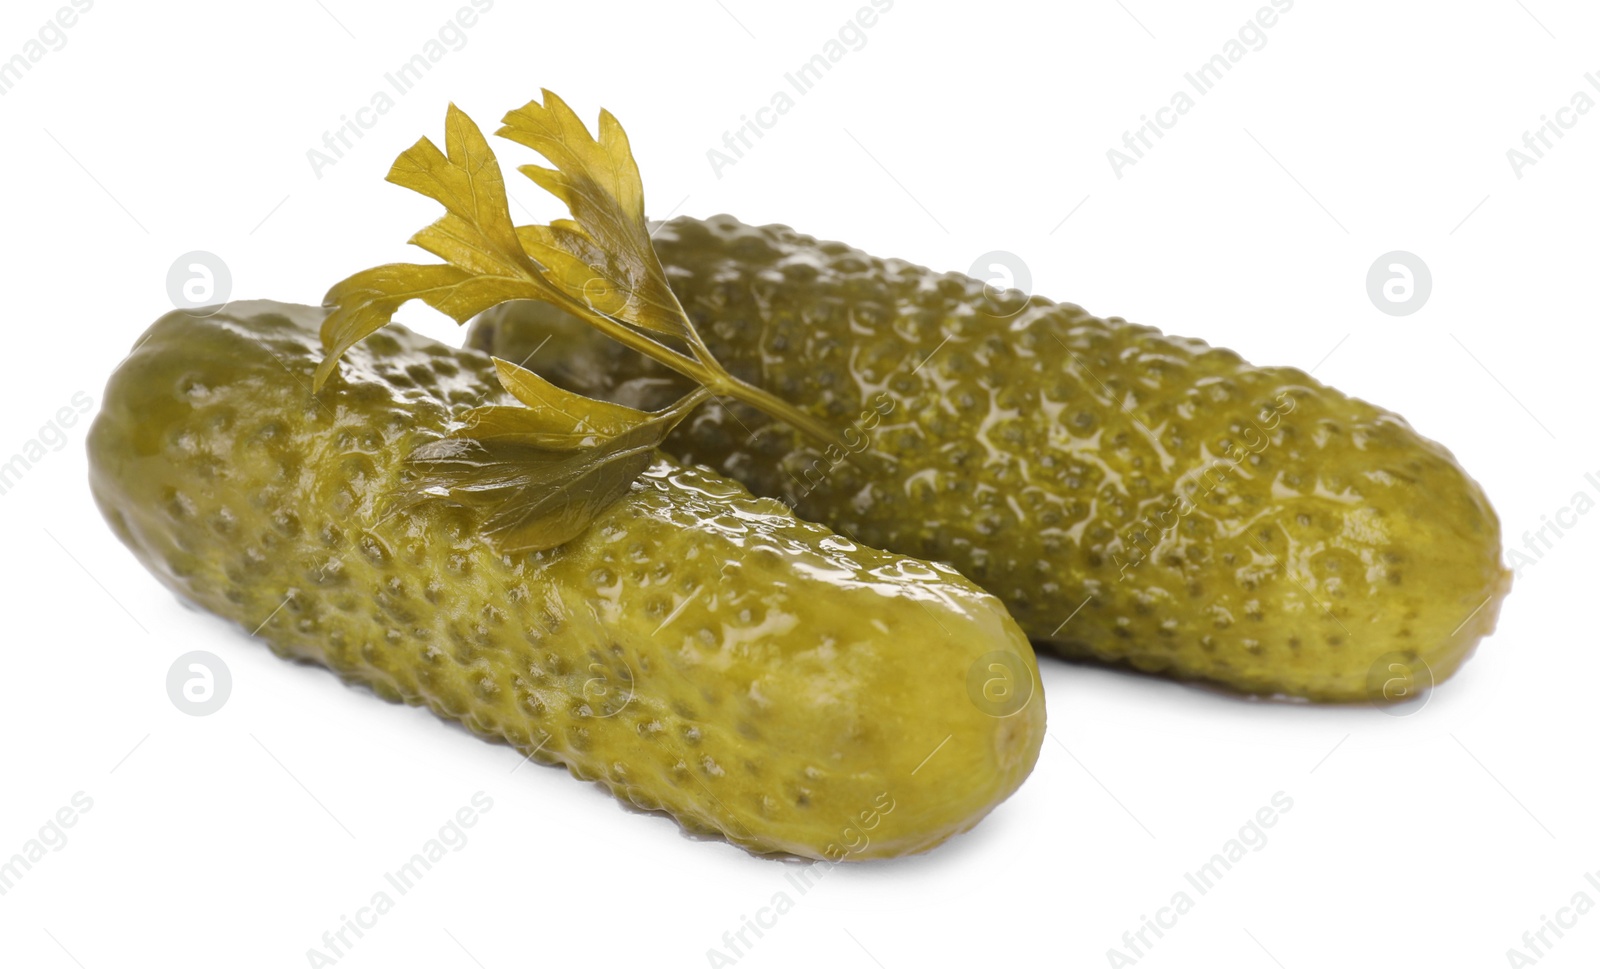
[
  {"xmin": 470, "ymin": 216, "xmax": 1512, "ymax": 701},
  {"xmin": 87, "ymin": 302, "xmax": 1044, "ymax": 859}
]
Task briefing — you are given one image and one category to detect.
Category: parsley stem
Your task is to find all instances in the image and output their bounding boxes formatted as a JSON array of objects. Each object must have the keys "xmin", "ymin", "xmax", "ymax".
[{"xmin": 546, "ymin": 293, "xmax": 839, "ymax": 450}]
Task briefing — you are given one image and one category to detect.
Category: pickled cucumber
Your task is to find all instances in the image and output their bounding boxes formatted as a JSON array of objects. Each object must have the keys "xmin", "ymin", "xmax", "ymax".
[
  {"xmin": 469, "ymin": 215, "xmax": 1512, "ymax": 701},
  {"xmin": 87, "ymin": 301, "xmax": 1044, "ymax": 859}
]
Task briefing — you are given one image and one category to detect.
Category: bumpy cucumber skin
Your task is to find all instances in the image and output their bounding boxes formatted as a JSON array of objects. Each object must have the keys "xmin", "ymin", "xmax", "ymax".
[
  {"xmin": 469, "ymin": 215, "xmax": 1512, "ymax": 702},
  {"xmin": 87, "ymin": 301, "xmax": 1044, "ymax": 860}
]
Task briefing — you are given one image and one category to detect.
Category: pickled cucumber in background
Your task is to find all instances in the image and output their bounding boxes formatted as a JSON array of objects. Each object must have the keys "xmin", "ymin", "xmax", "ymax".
[{"xmin": 470, "ymin": 215, "xmax": 1512, "ymax": 701}]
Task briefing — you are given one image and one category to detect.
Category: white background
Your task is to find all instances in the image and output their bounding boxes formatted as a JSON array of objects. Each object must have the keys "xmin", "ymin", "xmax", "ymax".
[{"xmin": 2, "ymin": 1, "xmax": 1597, "ymax": 966}]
